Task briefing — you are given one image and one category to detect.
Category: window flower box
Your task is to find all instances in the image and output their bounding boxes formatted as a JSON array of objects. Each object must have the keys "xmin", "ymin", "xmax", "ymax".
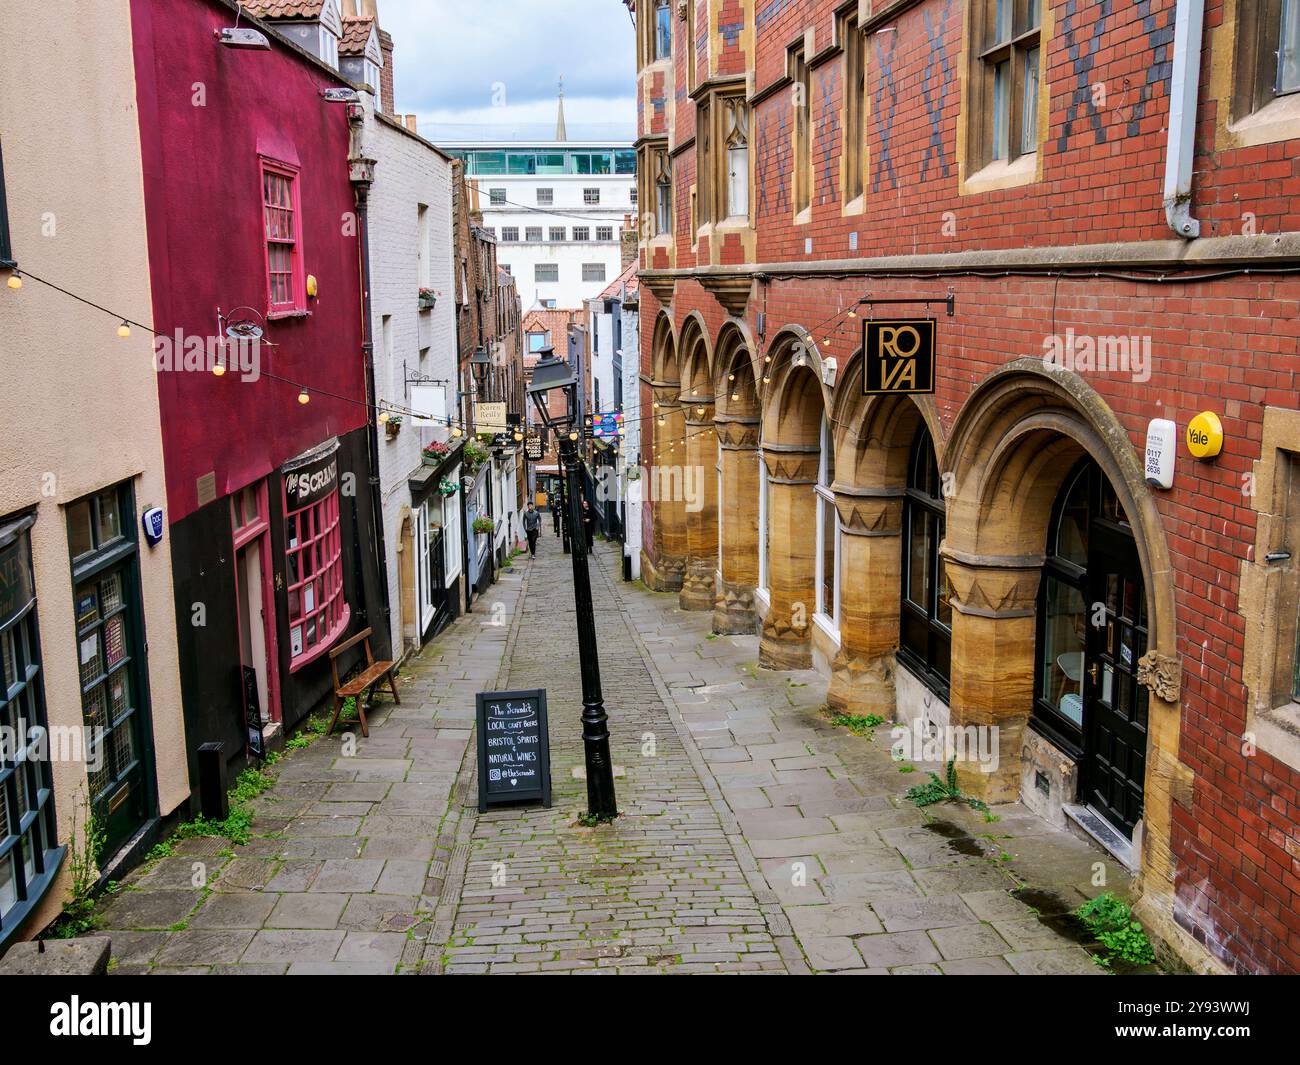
[
  {"xmin": 418, "ymin": 287, "xmax": 438, "ymax": 310},
  {"xmin": 472, "ymin": 515, "xmax": 496, "ymax": 536},
  {"xmin": 422, "ymin": 441, "xmax": 451, "ymax": 465}
]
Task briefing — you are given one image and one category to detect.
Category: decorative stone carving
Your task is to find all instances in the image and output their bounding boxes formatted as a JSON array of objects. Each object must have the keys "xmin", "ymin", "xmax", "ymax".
[
  {"xmin": 713, "ymin": 579, "xmax": 757, "ymax": 634},
  {"xmin": 760, "ymin": 613, "xmax": 812, "ymax": 671},
  {"xmin": 680, "ymin": 559, "xmax": 716, "ymax": 611},
  {"xmin": 641, "ymin": 273, "xmax": 676, "ymax": 308},
  {"xmin": 1137, "ymin": 651, "xmax": 1181, "ymax": 703},
  {"xmin": 716, "ymin": 417, "xmax": 759, "ymax": 451},
  {"xmin": 697, "ymin": 271, "xmax": 754, "ymax": 317},
  {"xmin": 762, "ymin": 447, "xmax": 819, "ymax": 484},
  {"xmin": 827, "ymin": 651, "xmax": 896, "ymax": 716},
  {"xmin": 944, "ymin": 557, "xmax": 1042, "ymax": 619}
]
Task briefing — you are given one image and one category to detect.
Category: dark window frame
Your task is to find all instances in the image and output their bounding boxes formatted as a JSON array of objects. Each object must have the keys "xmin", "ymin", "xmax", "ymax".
[
  {"xmin": 1234, "ymin": 0, "xmax": 1300, "ymax": 118},
  {"xmin": 0, "ymin": 515, "xmax": 62, "ymax": 949},
  {"xmin": 897, "ymin": 426, "xmax": 951, "ymax": 699}
]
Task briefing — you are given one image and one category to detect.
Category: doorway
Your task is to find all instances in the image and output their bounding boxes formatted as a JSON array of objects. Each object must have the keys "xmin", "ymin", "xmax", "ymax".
[
  {"xmin": 415, "ymin": 496, "xmax": 447, "ymax": 641},
  {"xmin": 232, "ymin": 483, "xmax": 279, "ymax": 748},
  {"xmin": 1034, "ymin": 459, "xmax": 1148, "ymax": 839}
]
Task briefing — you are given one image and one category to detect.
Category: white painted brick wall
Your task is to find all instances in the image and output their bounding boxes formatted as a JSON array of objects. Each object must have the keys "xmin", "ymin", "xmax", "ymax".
[{"xmin": 362, "ymin": 96, "xmax": 456, "ymax": 659}]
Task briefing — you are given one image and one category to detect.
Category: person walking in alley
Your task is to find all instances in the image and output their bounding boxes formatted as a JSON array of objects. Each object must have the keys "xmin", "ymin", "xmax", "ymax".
[
  {"xmin": 551, "ymin": 498, "xmax": 561, "ymax": 537},
  {"xmin": 581, "ymin": 498, "xmax": 595, "ymax": 551},
  {"xmin": 523, "ymin": 502, "xmax": 541, "ymax": 558}
]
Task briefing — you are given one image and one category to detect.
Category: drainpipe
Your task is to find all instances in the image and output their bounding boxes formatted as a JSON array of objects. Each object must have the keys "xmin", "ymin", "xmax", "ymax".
[
  {"xmin": 1163, "ymin": 0, "xmax": 1205, "ymax": 238},
  {"xmin": 348, "ymin": 106, "xmax": 392, "ymax": 644}
]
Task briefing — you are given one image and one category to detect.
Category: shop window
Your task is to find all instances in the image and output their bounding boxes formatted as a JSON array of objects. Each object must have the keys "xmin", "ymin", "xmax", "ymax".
[
  {"xmin": 261, "ymin": 160, "xmax": 305, "ymax": 316},
  {"xmin": 285, "ymin": 486, "xmax": 349, "ymax": 669},
  {"xmin": 967, "ymin": 0, "xmax": 1044, "ymax": 170},
  {"xmin": 0, "ymin": 515, "xmax": 61, "ymax": 948},
  {"xmin": 66, "ymin": 483, "xmax": 150, "ymax": 859},
  {"xmin": 899, "ymin": 425, "xmax": 951, "ymax": 694}
]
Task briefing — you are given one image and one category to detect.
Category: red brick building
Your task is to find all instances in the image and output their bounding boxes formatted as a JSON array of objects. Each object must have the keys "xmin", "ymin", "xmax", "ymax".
[{"xmin": 629, "ymin": 0, "xmax": 1300, "ymax": 973}]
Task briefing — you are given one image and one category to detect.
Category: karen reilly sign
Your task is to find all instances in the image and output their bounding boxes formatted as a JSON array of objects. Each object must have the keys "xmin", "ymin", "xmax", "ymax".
[{"xmin": 862, "ymin": 319, "xmax": 937, "ymax": 395}]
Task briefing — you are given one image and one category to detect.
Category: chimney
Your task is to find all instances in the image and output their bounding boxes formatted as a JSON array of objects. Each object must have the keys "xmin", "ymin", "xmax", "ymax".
[
  {"xmin": 621, "ymin": 214, "xmax": 637, "ymax": 269},
  {"xmin": 378, "ymin": 29, "xmax": 396, "ymax": 117},
  {"xmin": 404, "ymin": 114, "xmax": 418, "ymax": 134}
]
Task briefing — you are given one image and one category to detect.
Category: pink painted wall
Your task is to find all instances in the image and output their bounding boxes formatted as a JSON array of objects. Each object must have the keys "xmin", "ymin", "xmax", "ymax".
[{"xmin": 130, "ymin": 0, "xmax": 366, "ymax": 521}]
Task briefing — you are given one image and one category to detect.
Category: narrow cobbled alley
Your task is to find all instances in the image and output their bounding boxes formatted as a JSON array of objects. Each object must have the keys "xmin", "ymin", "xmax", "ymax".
[{"xmin": 97, "ymin": 533, "xmax": 1125, "ymax": 974}]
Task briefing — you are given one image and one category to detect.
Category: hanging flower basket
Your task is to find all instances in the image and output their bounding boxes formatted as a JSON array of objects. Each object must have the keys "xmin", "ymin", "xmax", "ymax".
[
  {"xmin": 418, "ymin": 287, "xmax": 438, "ymax": 310},
  {"xmin": 462, "ymin": 438, "xmax": 489, "ymax": 473},
  {"xmin": 438, "ymin": 477, "xmax": 458, "ymax": 497},
  {"xmin": 472, "ymin": 515, "xmax": 495, "ymax": 536}
]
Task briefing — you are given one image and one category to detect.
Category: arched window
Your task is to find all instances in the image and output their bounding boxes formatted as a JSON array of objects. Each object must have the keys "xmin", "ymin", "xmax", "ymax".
[{"xmin": 899, "ymin": 424, "xmax": 950, "ymax": 693}]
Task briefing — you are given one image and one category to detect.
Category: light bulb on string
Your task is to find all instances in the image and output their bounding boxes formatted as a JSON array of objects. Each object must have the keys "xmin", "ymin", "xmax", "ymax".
[
  {"xmin": 117, "ymin": 321, "xmax": 131, "ymax": 339},
  {"xmin": 297, "ymin": 388, "xmax": 311, "ymax": 405},
  {"xmin": 378, "ymin": 409, "xmax": 390, "ymax": 425},
  {"xmin": 6, "ymin": 273, "xmax": 21, "ymax": 291},
  {"xmin": 212, "ymin": 357, "xmax": 226, "ymax": 377}
]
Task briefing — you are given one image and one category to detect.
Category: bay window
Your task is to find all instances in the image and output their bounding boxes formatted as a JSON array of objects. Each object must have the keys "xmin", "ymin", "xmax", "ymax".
[{"xmin": 285, "ymin": 482, "xmax": 349, "ymax": 669}]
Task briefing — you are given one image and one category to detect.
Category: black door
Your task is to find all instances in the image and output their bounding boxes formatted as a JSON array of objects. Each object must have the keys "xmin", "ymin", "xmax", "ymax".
[{"xmin": 1082, "ymin": 523, "xmax": 1148, "ymax": 837}]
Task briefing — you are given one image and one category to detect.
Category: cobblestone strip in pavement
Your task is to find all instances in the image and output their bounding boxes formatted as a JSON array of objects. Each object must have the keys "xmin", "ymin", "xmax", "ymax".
[
  {"xmin": 433, "ymin": 536, "xmax": 788, "ymax": 974},
  {"xmin": 608, "ymin": 547, "xmax": 1129, "ymax": 976},
  {"xmin": 96, "ymin": 567, "xmax": 524, "ymax": 974}
]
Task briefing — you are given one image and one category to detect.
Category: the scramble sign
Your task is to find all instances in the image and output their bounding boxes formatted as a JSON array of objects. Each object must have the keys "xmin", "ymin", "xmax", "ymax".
[{"xmin": 863, "ymin": 319, "xmax": 937, "ymax": 395}]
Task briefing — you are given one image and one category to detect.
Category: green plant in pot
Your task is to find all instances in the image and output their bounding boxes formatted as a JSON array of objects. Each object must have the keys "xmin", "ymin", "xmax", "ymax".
[{"xmin": 472, "ymin": 515, "xmax": 495, "ymax": 536}]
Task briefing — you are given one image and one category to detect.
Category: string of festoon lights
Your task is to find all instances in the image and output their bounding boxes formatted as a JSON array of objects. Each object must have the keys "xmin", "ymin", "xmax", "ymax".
[{"xmin": 4, "ymin": 266, "xmax": 527, "ymax": 442}]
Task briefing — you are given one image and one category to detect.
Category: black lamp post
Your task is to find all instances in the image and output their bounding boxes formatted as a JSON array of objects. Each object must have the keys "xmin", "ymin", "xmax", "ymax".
[{"xmin": 527, "ymin": 348, "xmax": 618, "ymax": 819}]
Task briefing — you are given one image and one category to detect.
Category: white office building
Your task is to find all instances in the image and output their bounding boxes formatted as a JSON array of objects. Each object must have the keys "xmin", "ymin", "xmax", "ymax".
[{"xmin": 438, "ymin": 94, "xmax": 636, "ymax": 309}]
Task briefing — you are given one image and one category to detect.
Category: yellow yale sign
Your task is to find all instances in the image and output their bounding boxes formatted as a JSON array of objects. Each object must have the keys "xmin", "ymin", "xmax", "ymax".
[
  {"xmin": 1186, "ymin": 411, "xmax": 1224, "ymax": 461},
  {"xmin": 863, "ymin": 319, "xmax": 937, "ymax": 395}
]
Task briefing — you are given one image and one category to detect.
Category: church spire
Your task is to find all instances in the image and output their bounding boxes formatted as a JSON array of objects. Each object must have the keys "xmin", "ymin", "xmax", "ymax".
[{"xmin": 556, "ymin": 75, "xmax": 567, "ymax": 142}]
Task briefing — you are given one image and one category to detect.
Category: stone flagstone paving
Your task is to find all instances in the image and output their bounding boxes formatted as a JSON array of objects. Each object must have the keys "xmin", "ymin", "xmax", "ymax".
[{"xmin": 96, "ymin": 529, "xmax": 1127, "ymax": 975}]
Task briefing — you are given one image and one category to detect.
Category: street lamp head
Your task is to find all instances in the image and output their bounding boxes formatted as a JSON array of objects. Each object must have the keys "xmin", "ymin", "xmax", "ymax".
[{"xmin": 527, "ymin": 346, "xmax": 578, "ymax": 431}]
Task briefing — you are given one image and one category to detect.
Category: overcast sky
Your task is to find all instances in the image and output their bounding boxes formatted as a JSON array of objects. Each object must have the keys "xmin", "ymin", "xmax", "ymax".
[{"xmin": 377, "ymin": 0, "xmax": 637, "ymax": 139}]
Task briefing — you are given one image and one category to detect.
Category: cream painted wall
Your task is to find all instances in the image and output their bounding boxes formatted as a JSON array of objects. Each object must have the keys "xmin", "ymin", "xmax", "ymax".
[{"xmin": 0, "ymin": 0, "xmax": 189, "ymax": 936}]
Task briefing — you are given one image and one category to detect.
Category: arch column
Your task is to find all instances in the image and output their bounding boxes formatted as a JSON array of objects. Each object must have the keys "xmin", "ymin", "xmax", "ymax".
[
  {"xmin": 714, "ymin": 415, "xmax": 760, "ymax": 633},
  {"xmin": 942, "ymin": 547, "xmax": 1044, "ymax": 804},
  {"xmin": 680, "ymin": 399, "xmax": 718, "ymax": 610},
  {"xmin": 759, "ymin": 444, "xmax": 819, "ymax": 670},
  {"xmin": 827, "ymin": 485, "xmax": 904, "ymax": 715},
  {"xmin": 647, "ymin": 382, "xmax": 687, "ymax": 592}
]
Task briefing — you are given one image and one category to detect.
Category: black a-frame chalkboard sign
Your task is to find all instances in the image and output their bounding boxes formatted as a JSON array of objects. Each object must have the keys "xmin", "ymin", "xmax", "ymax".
[{"xmin": 475, "ymin": 689, "xmax": 552, "ymax": 812}]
